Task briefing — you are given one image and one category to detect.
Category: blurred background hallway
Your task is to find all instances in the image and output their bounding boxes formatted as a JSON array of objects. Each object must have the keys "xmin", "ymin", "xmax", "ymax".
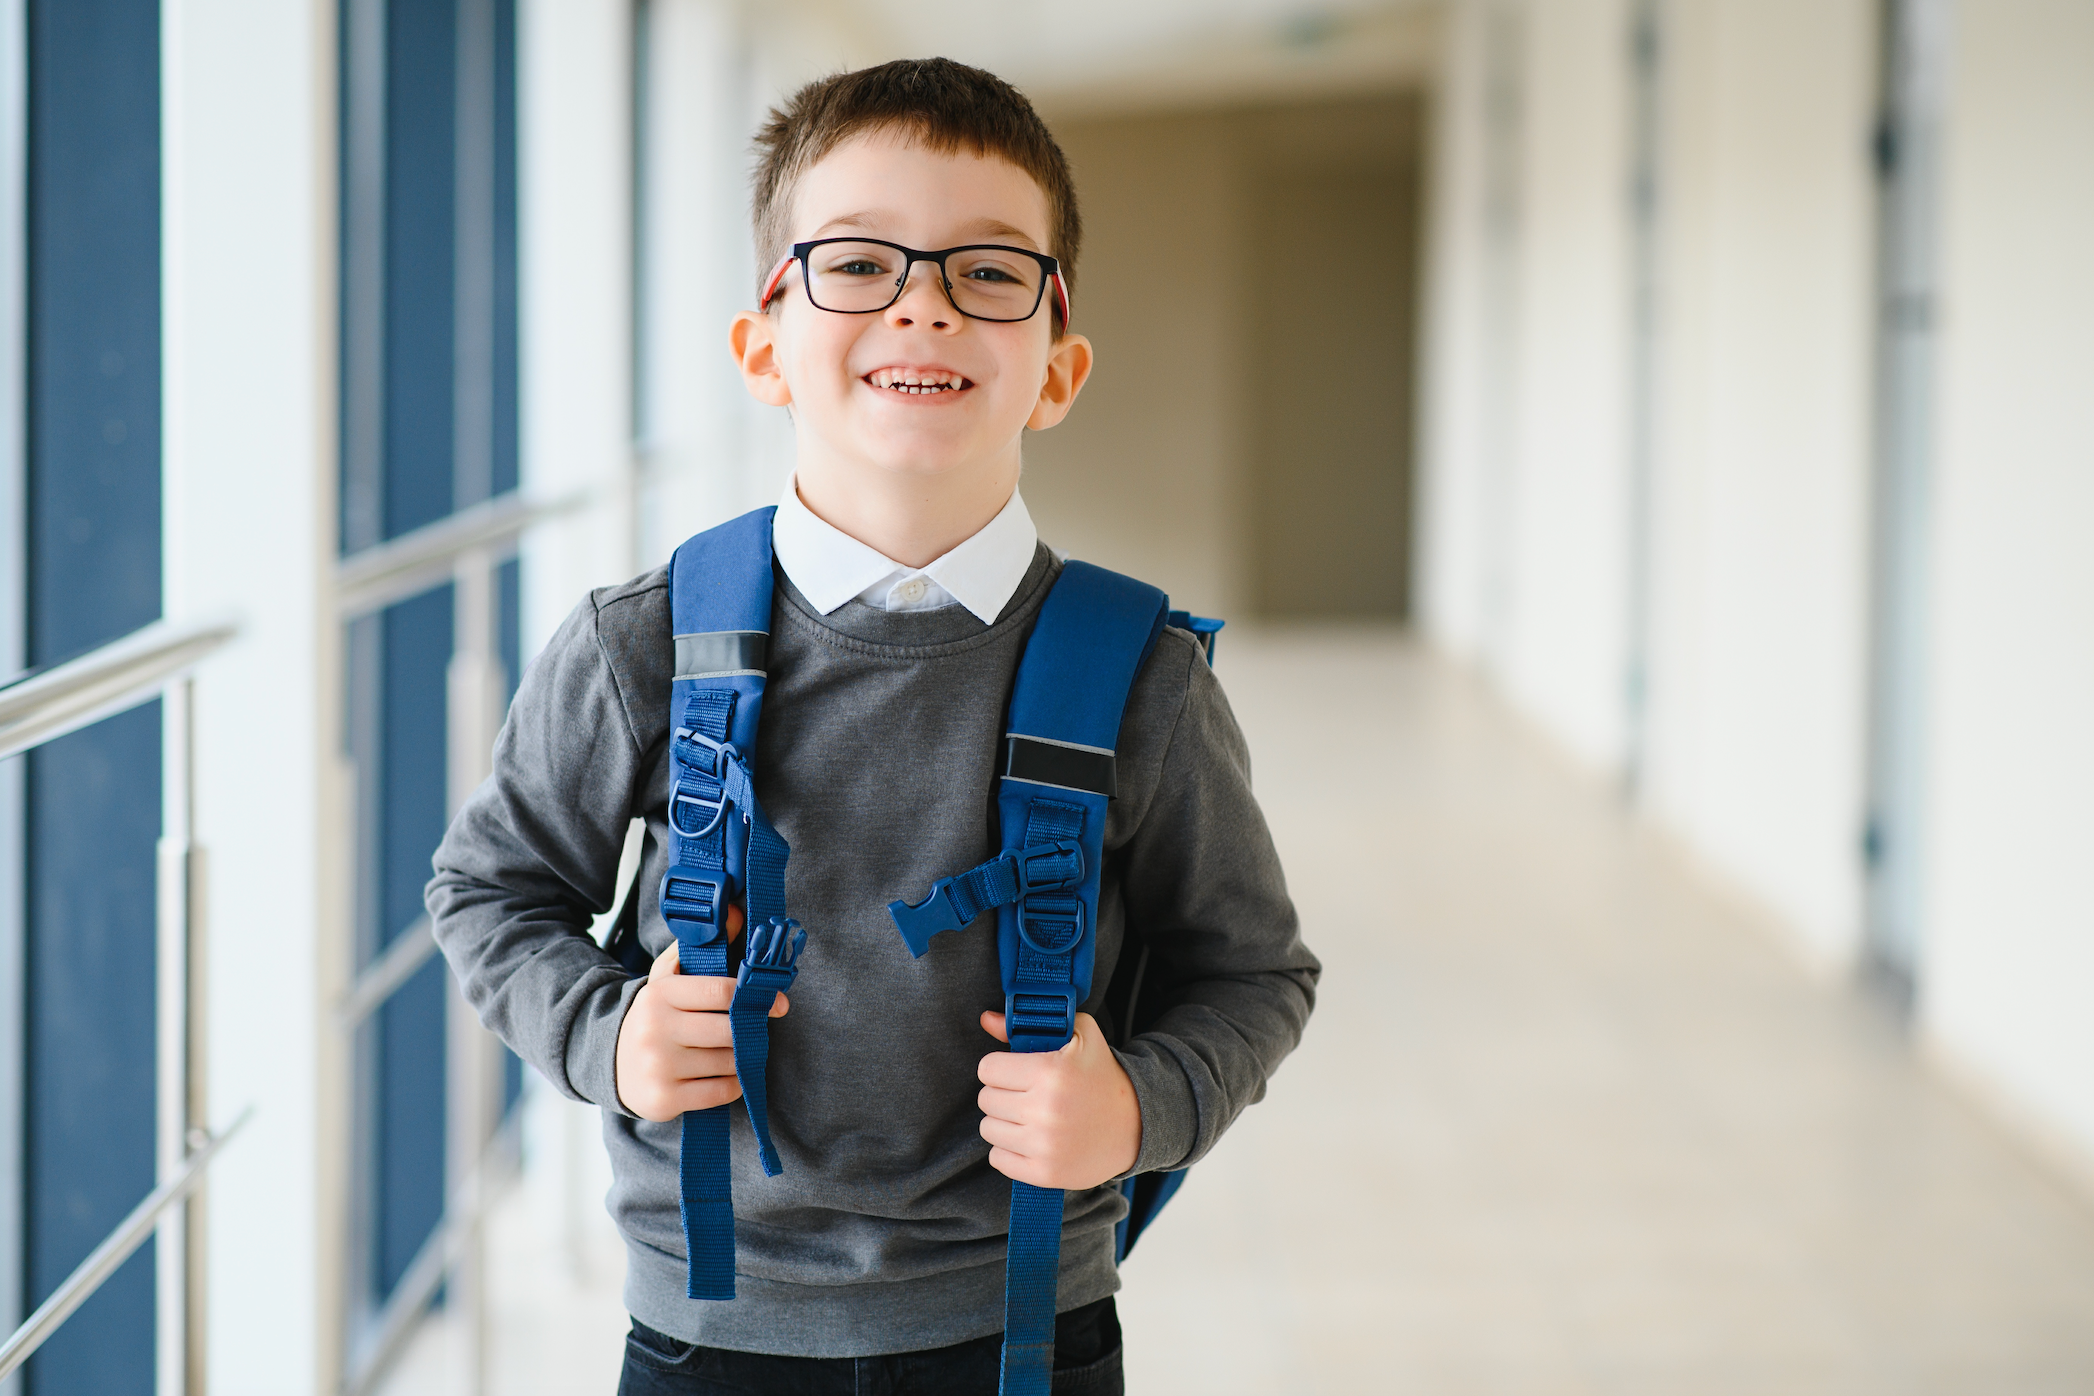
[{"xmin": 2, "ymin": 0, "xmax": 2092, "ymax": 1391}]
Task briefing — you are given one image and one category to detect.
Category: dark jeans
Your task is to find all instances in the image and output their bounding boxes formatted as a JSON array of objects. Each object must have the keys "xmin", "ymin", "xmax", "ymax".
[{"xmin": 617, "ymin": 1296, "xmax": 1123, "ymax": 1396}]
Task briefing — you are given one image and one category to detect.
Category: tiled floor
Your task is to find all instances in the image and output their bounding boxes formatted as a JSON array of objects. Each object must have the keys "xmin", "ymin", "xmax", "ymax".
[{"xmin": 385, "ymin": 630, "xmax": 2094, "ymax": 1394}]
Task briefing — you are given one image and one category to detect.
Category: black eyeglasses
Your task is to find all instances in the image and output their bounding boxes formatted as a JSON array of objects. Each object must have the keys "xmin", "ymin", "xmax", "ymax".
[{"xmin": 760, "ymin": 238, "xmax": 1072, "ymax": 326}]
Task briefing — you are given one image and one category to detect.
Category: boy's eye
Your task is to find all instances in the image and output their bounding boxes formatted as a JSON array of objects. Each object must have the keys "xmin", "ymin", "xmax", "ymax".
[
  {"xmin": 948, "ymin": 252, "xmax": 1037, "ymax": 288},
  {"xmin": 829, "ymin": 258, "xmax": 892, "ymax": 278}
]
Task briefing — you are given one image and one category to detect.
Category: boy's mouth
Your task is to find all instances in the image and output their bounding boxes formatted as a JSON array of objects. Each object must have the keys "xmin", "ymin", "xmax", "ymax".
[{"xmin": 864, "ymin": 367, "xmax": 972, "ymax": 396}]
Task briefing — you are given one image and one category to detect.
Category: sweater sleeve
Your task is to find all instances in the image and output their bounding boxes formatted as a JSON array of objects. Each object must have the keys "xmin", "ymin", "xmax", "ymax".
[
  {"xmin": 424, "ymin": 587, "xmax": 651, "ymax": 1113},
  {"xmin": 1108, "ymin": 631, "xmax": 1320, "ymax": 1175}
]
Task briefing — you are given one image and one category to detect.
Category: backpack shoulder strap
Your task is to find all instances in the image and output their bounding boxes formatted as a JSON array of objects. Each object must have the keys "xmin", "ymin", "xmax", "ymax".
[
  {"xmin": 993, "ymin": 560, "xmax": 1166, "ymax": 1047},
  {"xmin": 662, "ymin": 505, "xmax": 805, "ymax": 1301},
  {"xmin": 886, "ymin": 558, "xmax": 1166, "ymax": 1396}
]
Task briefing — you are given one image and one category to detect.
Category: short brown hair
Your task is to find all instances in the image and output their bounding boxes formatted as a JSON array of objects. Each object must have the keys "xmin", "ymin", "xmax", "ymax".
[{"xmin": 750, "ymin": 58, "xmax": 1081, "ymax": 322}]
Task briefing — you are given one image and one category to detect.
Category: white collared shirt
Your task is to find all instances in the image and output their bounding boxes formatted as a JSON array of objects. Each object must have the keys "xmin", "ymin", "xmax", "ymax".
[{"xmin": 771, "ymin": 477, "xmax": 1039, "ymax": 626}]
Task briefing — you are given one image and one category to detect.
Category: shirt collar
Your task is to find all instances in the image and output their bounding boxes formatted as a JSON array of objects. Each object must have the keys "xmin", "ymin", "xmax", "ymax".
[{"xmin": 772, "ymin": 477, "xmax": 1039, "ymax": 626}]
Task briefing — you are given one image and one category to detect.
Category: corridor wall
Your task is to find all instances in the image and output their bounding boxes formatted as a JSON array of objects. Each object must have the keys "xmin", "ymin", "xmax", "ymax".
[
  {"xmin": 1422, "ymin": 0, "xmax": 2094, "ymax": 1193},
  {"xmin": 1639, "ymin": 0, "xmax": 1877, "ymax": 967},
  {"xmin": 1922, "ymin": 0, "xmax": 2094, "ymax": 1176},
  {"xmin": 1418, "ymin": 0, "xmax": 1877, "ymax": 967}
]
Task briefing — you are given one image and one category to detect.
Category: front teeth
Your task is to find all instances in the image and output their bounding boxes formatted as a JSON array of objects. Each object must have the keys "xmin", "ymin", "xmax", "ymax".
[{"xmin": 869, "ymin": 370, "xmax": 967, "ymax": 394}]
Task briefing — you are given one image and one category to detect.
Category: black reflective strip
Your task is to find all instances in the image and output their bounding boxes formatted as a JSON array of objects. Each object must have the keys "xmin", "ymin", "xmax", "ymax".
[
  {"xmin": 1004, "ymin": 736, "xmax": 1116, "ymax": 798},
  {"xmin": 675, "ymin": 631, "xmax": 768, "ymax": 677}
]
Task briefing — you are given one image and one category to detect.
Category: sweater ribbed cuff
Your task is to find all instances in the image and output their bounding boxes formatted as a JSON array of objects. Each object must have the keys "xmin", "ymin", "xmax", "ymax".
[
  {"xmin": 569, "ymin": 974, "xmax": 647, "ymax": 1117},
  {"xmin": 1113, "ymin": 1039, "xmax": 1197, "ymax": 1177}
]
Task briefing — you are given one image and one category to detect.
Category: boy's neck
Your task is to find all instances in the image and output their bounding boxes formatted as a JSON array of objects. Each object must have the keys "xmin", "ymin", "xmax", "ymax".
[{"xmin": 791, "ymin": 454, "xmax": 1020, "ymax": 570}]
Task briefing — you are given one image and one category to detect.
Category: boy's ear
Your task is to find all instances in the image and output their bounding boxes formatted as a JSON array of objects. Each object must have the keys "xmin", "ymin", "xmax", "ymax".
[
  {"xmin": 729, "ymin": 309, "xmax": 793, "ymax": 407},
  {"xmin": 1026, "ymin": 331, "xmax": 1092, "ymax": 432}
]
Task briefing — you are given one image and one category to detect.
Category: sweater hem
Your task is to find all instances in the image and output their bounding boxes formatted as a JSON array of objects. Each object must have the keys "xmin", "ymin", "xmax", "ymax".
[{"xmin": 622, "ymin": 1226, "xmax": 1121, "ymax": 1358}]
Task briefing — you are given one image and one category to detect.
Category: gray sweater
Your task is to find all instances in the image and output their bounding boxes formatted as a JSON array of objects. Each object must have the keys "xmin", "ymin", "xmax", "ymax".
[{"xmin": 426, "ymin": 543, "xmax": 1317, "ymax": 1356}]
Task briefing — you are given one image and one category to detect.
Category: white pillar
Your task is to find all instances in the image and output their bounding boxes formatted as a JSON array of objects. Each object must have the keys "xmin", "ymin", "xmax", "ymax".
[
  {"xmin": 161, "ymin": 2, "xmax": 345, "ymax": 1392},
  {"xmin": 636, "ymin": 0, "xmax": 792, "ymax": 562},
  {"xmin": 517, "ymin": 0, "xmax": 639, "ymax": 651}
]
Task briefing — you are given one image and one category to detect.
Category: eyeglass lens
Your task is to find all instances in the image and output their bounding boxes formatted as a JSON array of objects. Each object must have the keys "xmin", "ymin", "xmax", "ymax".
[{"xmin": 800, "ymin": 242, "xmax": 1046, "ymax": 321}]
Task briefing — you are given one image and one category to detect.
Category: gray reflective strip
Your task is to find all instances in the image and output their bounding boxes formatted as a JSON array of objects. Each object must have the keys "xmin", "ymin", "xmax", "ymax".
[{"xmin": 675, "ymin": 631, "xmax": 768, "ymax": 679}]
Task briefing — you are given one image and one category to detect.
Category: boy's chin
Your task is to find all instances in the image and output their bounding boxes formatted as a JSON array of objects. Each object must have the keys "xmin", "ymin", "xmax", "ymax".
[
  {"xmin": 847, "ymin": 424, "xmax": 1014, "ymax": 480},
  {"xmin": 859, "ymin": 447, "xmax": 994, "ymax": 481}
]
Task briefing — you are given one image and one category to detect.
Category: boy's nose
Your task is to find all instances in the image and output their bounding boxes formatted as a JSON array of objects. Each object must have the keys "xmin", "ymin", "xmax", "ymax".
[{"xmin": 884, "ymin": 263, "xmax": 956, "ymax": 330}]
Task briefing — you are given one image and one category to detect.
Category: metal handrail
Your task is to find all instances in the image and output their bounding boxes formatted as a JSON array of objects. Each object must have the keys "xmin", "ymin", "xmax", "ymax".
[
  {"xmin": 337, "ymin": 916, "xmax": 439, "ymax": 1029},
  {"xmin": 0, "ymin": 1108, "xmax": 254, "ymax": 1381},
  {"xmin": 0, "ymin": 618, "xmax": 238, "ymax": 761},
  {"xmin": 337, "ymin": 489, "xmax": 587, "ymax": 620}
]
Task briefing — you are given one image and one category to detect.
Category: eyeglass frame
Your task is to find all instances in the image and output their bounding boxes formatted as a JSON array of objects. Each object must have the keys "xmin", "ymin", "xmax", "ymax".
[{"xmin": 759, "ymin": 237, "xmax": 1073, "ymax": 328}]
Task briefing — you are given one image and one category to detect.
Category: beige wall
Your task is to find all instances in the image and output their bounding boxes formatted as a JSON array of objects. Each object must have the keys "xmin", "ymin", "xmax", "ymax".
[{"xmin": 1023, "ymin": 93, "xmax": 1426, "ymax": 620}]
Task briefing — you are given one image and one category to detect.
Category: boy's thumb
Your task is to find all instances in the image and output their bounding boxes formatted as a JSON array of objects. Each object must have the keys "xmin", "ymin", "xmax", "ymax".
[
  {"xmin": 979, "ymin": 1010, "xmax": 1010, "ymax": 1044},
  {"xmin": 1063, "ymin": 1012, "xmax": 1100, "ymax": 1056},
  {"xmin": 648, "ymin": 943, "xmax": 682, "ymax": 981}
]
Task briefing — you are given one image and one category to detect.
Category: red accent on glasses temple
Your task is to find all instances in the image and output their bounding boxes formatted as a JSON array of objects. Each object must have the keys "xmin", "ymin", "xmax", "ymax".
[
  {"xmin": 1052, "ymin": 273, "xmax": 1072, "ymax": 329},
  {"xmin": 759, "ymin": 253, "xmax": 794, "ymax": 308}
]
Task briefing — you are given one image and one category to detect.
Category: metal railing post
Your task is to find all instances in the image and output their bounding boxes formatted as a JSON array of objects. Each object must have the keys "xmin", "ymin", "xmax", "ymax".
[
  {"xmin": 446, "ymin": 545, "xmax": 506, "ymax": 1396},
  {"xmin": 156, "ymin": 677, "xmax": 209, "ymax": 1396}
]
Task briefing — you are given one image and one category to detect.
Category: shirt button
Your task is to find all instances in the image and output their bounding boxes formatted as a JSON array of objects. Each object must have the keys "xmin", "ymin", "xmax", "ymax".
[{"xmin": 899, "ymin": 577, "xmax": 928, "ymax": 603}]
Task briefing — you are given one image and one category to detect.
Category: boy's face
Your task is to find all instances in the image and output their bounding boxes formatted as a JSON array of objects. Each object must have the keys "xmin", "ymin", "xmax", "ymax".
[{"xmin": 730, "ymin": 131, "xmax": 1091, "ymax": 488}]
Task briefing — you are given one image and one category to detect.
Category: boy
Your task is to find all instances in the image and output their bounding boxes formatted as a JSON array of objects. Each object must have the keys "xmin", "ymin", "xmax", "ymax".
[{"xmin": 429, "ymin": 57, "xmax": 1316, "ymax": 1395}]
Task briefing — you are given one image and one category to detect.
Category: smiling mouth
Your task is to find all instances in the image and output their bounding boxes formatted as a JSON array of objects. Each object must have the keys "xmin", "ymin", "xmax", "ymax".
[{"xmin": 865, "ymin": 368, "xmax": 971, "ymax": 395}]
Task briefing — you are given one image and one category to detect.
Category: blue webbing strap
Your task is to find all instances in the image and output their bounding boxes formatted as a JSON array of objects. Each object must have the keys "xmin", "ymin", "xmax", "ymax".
[
  {"xmin": 729, "ymin": 915, "xmax": 803, "ymax": 1174},
  {"xmin": 998, "ymin": 797, "xmax": 1086, "ymax": 1396},
  {"xmin": 1001, "ymin": 1180, "xmax": 1065, "ymax": 1393},
  {"xmin": 661, "ymin": 505, "xmax": 798, "ymax": 1302},
  {"xmin": 668, "ymin": 687, "xmax": 739, "ymax": 1300}
]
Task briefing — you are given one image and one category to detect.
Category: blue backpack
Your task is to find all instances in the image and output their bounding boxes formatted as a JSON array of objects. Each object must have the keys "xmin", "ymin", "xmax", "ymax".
[{"xmin": 651, "ymin": 506, "xmax": 1219, "ymax": 1394}]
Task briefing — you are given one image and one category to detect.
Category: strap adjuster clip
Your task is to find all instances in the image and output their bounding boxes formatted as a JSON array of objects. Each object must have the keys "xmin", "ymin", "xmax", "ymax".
[
  {"xmin": 1005, "ymin": 989, "xmax": 1077, "ymax": 1051},
  {"xmin": 1008, "ymin": 840, "xmax": 1082, "ymax": 895},
  {"xmin": 659, "ymin": 866, "xmax": 726, "ymax": 945},
  {"xmin": 735, "ymin": 916, "xmax": 806, "ymax": 993},
  {"xmin": 672, "ymin": 724, "xmax": 737, "ymax": 779}
]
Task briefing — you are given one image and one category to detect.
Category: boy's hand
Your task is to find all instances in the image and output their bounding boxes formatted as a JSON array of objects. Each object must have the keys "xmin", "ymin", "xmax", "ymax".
[
  {"xmin": 614, "ymin": 906, "xmax": 789, "ymax": 1122},
  {"xmin": 977, "ymin": 1011, "xmax": 1141, "ymax": 1189}
]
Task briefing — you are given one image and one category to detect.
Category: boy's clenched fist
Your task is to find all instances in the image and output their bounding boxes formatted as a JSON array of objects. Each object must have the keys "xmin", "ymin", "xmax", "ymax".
[
  {"xmin": 976, "ymin": 1011, "xmax": 1141, "ymax": 1190},
  {"xmin": 614, "ymin": 906, "xmax": 789, "ymax": 1122}
]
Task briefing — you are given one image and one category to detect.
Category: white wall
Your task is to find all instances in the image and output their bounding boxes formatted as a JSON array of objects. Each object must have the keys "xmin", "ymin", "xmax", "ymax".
[
  {"xmin": 162, "ymin": 1, "xmax": 343, "ymax": 1389},
  {"xmin": 632, "ymin": 0, "xmax": 801, "ymax": 569},
  {"xmin": 1418, "ymin": 0, "xmax": 1877, "ymax": 966},
  {"xmin": 1642, "ymin": 0, "xmax": 1877, "ymax": 965},
  {"xmin": 1922, "ymin": 0, "xmax": 2094, "ymax": 1169},
  {"xmin": 517, "ymin": 0, "xmax": 637, "ymax": 654},
  {"xmin": 1500, "ymin": 0, "xmax": 1634, "ymax": 766},
  {"xmin": 1417, "ymin": 0, "xmax": 1636, "ymax": 765},
  {"xmin": 1414, "ymin": 0, "xmax": 1499, "ymax": 655}
]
